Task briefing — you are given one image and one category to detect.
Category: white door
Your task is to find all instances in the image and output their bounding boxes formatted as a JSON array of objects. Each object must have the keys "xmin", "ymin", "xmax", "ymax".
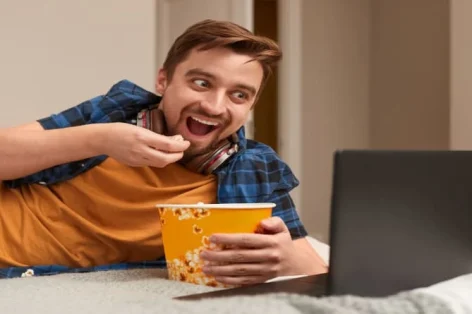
[{"xmin": 156, "ymin": 0, "xmax": 255, "ymax": 139}]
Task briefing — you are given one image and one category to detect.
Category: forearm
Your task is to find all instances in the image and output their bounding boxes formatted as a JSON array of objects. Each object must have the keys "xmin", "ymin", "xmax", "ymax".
[
  {"xmin": 0, "ymin": 123, "xmax": 106, "ymax": 180},
  {"xmin": 290, "ymin": 237, "xmax": 328, "ymax": 275}
]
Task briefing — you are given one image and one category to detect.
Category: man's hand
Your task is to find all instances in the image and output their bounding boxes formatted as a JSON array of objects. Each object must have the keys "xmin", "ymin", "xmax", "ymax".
[
  {"xmin": 199, "ymin": 217, "xmax": 302, "ymax": 286},
  {"xmin": 97, "ymin": 123, "xmax": 190, "ymax": 168}
]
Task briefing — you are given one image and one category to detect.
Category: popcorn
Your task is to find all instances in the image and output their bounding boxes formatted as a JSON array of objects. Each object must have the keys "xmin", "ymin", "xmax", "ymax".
[
  {"xmin": 173, "ymin": 135, "xmax": 184, "ymax": 141},
  {"xmin": 202, "ymin": 235, "xmax": 210, "ymax": 247},
  {"xmin": 21, "ymin": 269, "xmax": 34, "ymax": 278},
  {"xmin": 167, "ymin": 245, "xmax": 232, "ymax": 288},
  {"xmin": 202, "ymin": 236, "xmax": 224, "ymax": 251},
  {"xmin": 193, "ymin": 224, "xmax": 203, "ymax": 234},
  {"xmin": 157, "ymin": 207, "xmax": 210, "ymax": 221},
  {"xmin": 166, "ymin": 235, "xmax": 228, "ymax": 288},
  {"xmin": 158, "ymin": 204, "xmax": 234, "ymax": 288}
]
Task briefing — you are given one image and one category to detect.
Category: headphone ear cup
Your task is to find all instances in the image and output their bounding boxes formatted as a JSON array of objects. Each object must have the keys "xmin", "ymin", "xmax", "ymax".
[
  {"xmin": 197, "ymin": 140, "xmax": 239, "ymax": 174},
  {"xmin": 183, "ymin": 138, "xmax": 239, "ymax": 175},
  {"xmin": 153, "ymin": 108, "xmax": 167, "ymax": 135}
]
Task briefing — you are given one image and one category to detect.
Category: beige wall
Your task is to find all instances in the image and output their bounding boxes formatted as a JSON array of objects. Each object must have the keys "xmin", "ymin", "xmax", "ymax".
[
  {"xmin": 0, "ymin": 0, "xmax": 157, "ymax": 128},
  {"xmin": 300, "ymin": 0, "xmax": 450, "ymax": 242},
  {"xmin": 301, "ymin": 0, "xmax": 371, "ymax": 241},
  {"xmin": 370, "ymin": 0, "xmax": 449, "ymax": 150}
]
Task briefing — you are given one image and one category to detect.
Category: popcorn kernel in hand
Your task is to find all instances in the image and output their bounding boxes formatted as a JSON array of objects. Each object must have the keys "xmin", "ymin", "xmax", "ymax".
[{"xmin": 173, "ymin": 135, "xmax": 184, "ymax": 141}]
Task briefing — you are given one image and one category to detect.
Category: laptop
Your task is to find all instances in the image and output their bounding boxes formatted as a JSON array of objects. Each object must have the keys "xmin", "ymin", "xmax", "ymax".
[{"xmin": 177, "ymin": 150, "xmax": 472, "ymax": 300}]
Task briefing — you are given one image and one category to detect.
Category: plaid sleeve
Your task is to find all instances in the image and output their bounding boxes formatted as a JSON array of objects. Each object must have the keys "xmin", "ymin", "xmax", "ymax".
[
  {"xmin": 4, "ymin": 80, "xmax": 160, "ymax": 188},
  {"xmin": 270, "ymin": 189, "xmax": 308, "ymax": 240},
  {"xmin": 37, "ymin": 79, "xmax": 160, "ymax": 129},
  {"xmin": 37, "ymin": 95, "xmax": 105, "ymax": 129},
  {"xmin": 268, "ymin": 162, "xmax": 307, "ymax": 240}
]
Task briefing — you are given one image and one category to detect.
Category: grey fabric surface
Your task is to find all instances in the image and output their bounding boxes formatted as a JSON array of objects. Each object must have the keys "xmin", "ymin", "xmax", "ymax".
[{"xmin": 0, "ymin": 269, "xmax": 453, "ymax": 314}]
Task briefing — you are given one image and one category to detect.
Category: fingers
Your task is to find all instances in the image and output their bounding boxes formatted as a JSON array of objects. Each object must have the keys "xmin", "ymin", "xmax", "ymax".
[
  {"xmin": 125, "ymin": 146, "xmax": 184, "ymax": 168},
  {"xmin": 257, "ymin": 217, "xmax": 289, "ymax": 235},
  {"xmin": 209, "ymin": 233, "xmax": 277, "ymax": 249},
  {"xmin": 141, "ymin": 146, "xmax": 185, "ymax": 167},
  {"xmin": 200, "ymin": 248, "xmax": 280, "ymax": 264},
  {"xmin": 202, "ymin": 260, "xmax": 276, "ymax": 285},
  {"xmin": 213, "ymin": 275, "xmax": 271, "ymax": 286},
  {"xmin": 141, "ymin": 131, "xmax": 190, "ymax": 153},
  {"xmin": 203, "ymin": 263, "xmax": 264, "ymax": 276},
  {"xmin": 204, "ymin": 262, "xmax": 277, "ymax": 279},
  {"xmin": 132, "ymin": 128, "xmax": 190, "ymax": 167}
]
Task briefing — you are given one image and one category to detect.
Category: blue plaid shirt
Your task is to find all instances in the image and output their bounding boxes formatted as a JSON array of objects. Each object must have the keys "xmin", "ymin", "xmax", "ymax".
[{"xmin": 0, "ymin": 80, "xmax": 307, "ymax": 279}]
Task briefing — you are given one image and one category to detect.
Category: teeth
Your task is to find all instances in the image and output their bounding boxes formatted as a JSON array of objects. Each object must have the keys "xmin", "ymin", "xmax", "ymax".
[{"xmin": 191, "ymin": 116, "xmax": 218, "ymax": 126}]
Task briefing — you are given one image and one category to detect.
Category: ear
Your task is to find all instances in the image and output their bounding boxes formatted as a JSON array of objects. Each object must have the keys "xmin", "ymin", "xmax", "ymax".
[{"xmin": 155, "ymin": 68, "xmax": 168, "ymax": 95}]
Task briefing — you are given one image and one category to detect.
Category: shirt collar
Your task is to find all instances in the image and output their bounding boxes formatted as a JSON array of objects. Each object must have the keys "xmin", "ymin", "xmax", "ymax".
[{"xmin": 235, "ymin": 126, "xmax": 248, "ymax": 150}]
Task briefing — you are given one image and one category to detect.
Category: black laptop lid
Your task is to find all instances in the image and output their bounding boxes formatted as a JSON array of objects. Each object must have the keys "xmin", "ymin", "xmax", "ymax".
[{"xmin": 327, "ymin": 150, "xmax": 472, "ymax": 297}]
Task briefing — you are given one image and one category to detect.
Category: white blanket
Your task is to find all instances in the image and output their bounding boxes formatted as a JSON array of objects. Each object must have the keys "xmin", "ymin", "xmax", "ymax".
[{"xmin": 1, "ymin": 268, "xmax": 471, "ymax": 314}]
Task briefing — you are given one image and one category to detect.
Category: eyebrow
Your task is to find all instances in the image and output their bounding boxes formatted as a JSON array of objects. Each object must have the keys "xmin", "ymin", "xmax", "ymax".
[{"xmin": 185, "ymin": 68, "xmax": 258, "ymax": 97}]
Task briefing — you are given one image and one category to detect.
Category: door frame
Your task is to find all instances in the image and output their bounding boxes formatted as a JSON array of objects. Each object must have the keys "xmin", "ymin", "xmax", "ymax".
[{"xmin": 277, "ymin": 0, "xmax": 303, "ymax": 212}]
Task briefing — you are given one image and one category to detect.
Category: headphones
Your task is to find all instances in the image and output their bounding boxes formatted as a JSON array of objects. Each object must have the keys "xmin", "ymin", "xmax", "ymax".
[{"xmin": 137, "ymin": 106, "xmax": 239, "ymax": 175}]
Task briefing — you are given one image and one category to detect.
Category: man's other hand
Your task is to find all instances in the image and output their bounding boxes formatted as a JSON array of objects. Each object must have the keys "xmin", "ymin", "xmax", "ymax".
[{"xmin": 200, "ymin": 217, "xmax": 304, "ymax": 286}]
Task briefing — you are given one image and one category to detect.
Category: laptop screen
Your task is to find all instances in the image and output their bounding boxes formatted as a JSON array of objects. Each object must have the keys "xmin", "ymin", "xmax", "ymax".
[{"xmin": 327, "ymin": 150, "xmax": 472, "ymax": 297}]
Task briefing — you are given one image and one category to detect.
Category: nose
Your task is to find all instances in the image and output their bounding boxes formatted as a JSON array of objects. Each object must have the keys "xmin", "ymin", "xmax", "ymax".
[{"xmin": 200, "ymin": 91, "xmax": 226, "ymax": 116}]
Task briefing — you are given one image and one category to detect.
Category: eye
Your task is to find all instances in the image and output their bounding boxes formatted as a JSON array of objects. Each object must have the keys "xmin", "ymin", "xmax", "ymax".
[
  {"xmin": 193, "ymin": 79, "xmax": 209, "ymax": 88},
  {"xmin": 232, "ymin": 91, "xmax": 248, "ymax": 100}
]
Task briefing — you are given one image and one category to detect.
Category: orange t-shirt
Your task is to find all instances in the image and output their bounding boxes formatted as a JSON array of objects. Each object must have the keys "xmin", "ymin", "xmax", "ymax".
[{"xmin": 0, "ymin": 158, "xmax": 217, "ymax": 268}]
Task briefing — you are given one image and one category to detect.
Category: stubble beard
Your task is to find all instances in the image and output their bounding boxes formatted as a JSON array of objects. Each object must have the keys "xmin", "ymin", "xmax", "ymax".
[{"xmin": 180, "ymin": 138, "xmax": 223, "ymax": 164}]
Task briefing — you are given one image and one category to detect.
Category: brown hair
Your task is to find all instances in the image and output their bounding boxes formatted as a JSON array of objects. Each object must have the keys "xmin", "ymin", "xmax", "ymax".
[{"xmin": 162, "ymin": 19, "xmax": 282, "ymax": 95}]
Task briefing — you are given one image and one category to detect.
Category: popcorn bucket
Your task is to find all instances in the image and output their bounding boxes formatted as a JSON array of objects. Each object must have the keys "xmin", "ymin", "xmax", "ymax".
[{"xmin": 156, "ymin": 203, "xmax": 275, "ymax": 288}]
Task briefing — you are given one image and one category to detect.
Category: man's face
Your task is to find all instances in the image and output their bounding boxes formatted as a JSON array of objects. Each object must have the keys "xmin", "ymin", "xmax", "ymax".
[{"xmin": 155, "ymin": 47, "xmax": 263, "ymax": 158}]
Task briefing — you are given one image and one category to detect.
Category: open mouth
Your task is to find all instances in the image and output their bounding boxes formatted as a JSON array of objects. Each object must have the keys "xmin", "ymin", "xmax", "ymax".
[{"xmin": 186, "ymin": 116, "xmax": 219, "ymax": 136}]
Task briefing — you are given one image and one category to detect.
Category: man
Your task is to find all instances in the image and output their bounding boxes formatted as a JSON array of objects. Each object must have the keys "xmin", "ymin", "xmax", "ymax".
[{"xmin": 0, "ymin": 19, "xmax": 327, "ymax": 284}]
